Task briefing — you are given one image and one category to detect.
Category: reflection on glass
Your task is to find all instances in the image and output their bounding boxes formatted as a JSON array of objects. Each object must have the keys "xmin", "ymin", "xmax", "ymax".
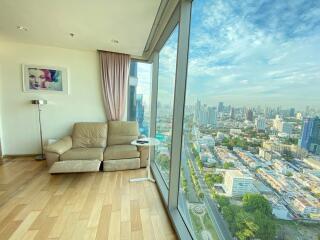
[
  {"xmin": 155, "ymin": 26, "xmax": 179, "ymax": 186},
  {"xmin": 178, "ymin": 0, "xmax": 320, "ymax": 240},
  {"xmin": 128, "ymin": 61, "xmax": 152, "ymax": 136}
]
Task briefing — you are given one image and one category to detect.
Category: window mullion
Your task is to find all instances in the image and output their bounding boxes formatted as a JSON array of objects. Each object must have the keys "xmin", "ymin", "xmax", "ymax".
[
  {"xmin": 168, "ymin": 0, "xmax": 192, "ymax": 210},
  {"xmin": 150, "ymin": 51, "xmax": 159, "ymax": 162}
]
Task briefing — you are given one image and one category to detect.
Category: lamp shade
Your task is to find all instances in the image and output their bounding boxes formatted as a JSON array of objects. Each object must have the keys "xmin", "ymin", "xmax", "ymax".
[{"xmin": 31, "ymin": 99, "xmax": 47, "ymax": 105}]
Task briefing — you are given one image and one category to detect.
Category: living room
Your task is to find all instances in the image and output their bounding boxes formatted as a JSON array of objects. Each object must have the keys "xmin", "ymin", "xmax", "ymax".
[
  {"xmin": 1, "ymin": 0, "xmax": 320, "ymax": 240},
  {"xmin": 0, "ymin": 0, "xmax": 179, "ymax": 239}
]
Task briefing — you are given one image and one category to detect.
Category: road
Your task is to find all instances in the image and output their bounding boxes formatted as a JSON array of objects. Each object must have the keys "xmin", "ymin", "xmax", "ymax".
[
  {"xmin": 181, "ymin": 148, "xmax": 201, "ymax": 203},
  {"xmin": 178, "ymin": 148, "xmax": 201, "ymax": 235},
  {"xmin": 184, "ymin": 138, "xmax": 233, "ymax": 240}
]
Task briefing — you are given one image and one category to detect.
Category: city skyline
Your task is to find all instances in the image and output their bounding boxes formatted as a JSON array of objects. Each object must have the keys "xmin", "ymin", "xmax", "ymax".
[
  {"xmin": 148, "ymin": 0, "xmax": 320, "ymax": 108},
  {"xmin": 158, "ymin": 99, "xmax": 320, "ymax": 114}
]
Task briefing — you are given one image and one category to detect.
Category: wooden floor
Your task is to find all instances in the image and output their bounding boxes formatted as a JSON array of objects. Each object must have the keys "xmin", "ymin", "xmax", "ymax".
[{"xmin": 0, "ymin": 157, "xmax": 177, "ymax": 240}]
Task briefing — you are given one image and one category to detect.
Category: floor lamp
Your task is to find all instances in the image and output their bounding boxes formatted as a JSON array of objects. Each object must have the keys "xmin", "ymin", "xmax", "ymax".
[{"xmin": 31, "ymin": 99, "xmax": 47, "ymax": 160}]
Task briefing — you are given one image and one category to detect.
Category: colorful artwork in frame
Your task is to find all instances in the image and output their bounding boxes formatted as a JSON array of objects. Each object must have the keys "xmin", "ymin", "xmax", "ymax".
[{"xmin": 22, "ymin": 64, "xmax": 68, "ymax": 93}]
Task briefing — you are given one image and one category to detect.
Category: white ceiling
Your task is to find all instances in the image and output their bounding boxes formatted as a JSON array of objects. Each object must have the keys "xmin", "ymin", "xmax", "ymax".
[{"xmin": 0, "ymin": 0, "xmax": 161, "ymax": 56}]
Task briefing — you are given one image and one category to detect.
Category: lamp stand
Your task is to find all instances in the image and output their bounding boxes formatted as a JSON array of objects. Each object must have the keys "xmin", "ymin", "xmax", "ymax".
[{"xmin": 35, "ymin": 103, "xmax": 46, "ymax": 161}]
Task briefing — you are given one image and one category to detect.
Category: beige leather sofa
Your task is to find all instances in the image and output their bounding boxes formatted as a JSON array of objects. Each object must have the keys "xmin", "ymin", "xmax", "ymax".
[{"xmin": 45, "ymin": 121, "xmax": 148, "ymax": 173}]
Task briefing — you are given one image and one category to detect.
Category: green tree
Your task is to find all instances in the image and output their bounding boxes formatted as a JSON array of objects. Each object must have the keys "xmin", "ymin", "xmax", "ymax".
[
  {"xmin": 221, "ymin": 205, "xmax": 241, "ymax": 233},
  {"xmin": 285, "ymin": 172, "xmax": 293, "ymax": 177},
  {"xmin": 242, "ymin": 193, "xmax": 272, "ymax": 217},
  {"xmin": 212, "ymin": 174, "xmax": 223, "ymax": 183},
  {"xmin": 204, "ymin": 173, "xmax": 214, "ymax": 187},
  {"xmin": 223, "ymin": 162, "xmax": 234, "ymax": 169},
  {"xmin": 253, "ymin": 210, "xmax": 276, "ymax": 240},
  {"xmin": 198, "ymin": 192, "xmax": 204, "ymax": 199},
  {"xmin": 205, "ymin": 173, "xmax": 223, "ymax": 188},
  {"xmin": 282, "ymin": 137, "xmax": 298, "ymax": 145},
  {"xmin": 235, "ymin": 210, "xmax": 258, "ymax": 240},
  {"xmin": 158, "ymin": 155, "xmax": 169, "ymax": 170},
  {"xmin": 282, "ymin": 149, "xmax": 294, "ymax": 161},
  {"xmin": 216, "ymin": 195, "xmax": 230, "ymax": 208},
  {"xmin": 196, "ymin": 156, "xmax": 203, "ymax": 171}
]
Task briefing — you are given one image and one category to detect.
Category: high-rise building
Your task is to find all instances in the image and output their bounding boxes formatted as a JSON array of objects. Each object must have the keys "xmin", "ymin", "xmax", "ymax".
[
  {"xmin": 280, "ymin": 122, "xmax": 293, "ymax": 135},
  {"xmin": 208, "ymin": 107, "xmax": 217, "ymax": 127},
  {"xmin": 289, "ymin": 108, "xmax": 295, "ymax": 117},
  {"xmin": 255, "ymin": 117, "xmax": 266, "ymax": 131},
  {"xmin": 194, "ymin": 101, "xmax": 217, "ymax": 127},
  {"xmin": 128, "ymin": 62, "xmax": 138, "ymax": 121},
  {"xmin": 224, "ymin": 170, "xmax": 254, "ymax": 197},
  {"xmin": 246, "ymin": 109, "xmax": 254, "ymax": 121},
  {"xmin": 299, "ymin": 117, "xmax": 320, "ymax": 155},
  {"xmin": 230, "ymin": 107, "xmax": 235, "ymax": 120},
  {"xmin": 199, "ymin": 105, "xmax": 208, "ymax": 125},
  {"xmin": 218, "ymin": 102, "xmax": 224, "ymax": 113},
  {"xmin": 296, "ymin": 112, "xmax": 303, "ymax": 120},
  {"xmin": 273, "ymin": 115, "xmax": 283, "ymax": 131},
  {"xmin": 136, "ymin": 94, "xmax": 144, "ymax": 127},
  {"xmin": 306, "ymin": 106, "xmax": 310, "ymax": 116},
  {"xmin": 225, "ymin": 105, "xmax": 231, "ymax": 113},
  {"xmin": 195, "ymin": 99, "xmax": 201, "ymax": 122}
]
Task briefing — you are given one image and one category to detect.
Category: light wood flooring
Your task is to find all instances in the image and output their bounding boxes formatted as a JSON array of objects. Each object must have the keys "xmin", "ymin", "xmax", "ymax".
[{"xmin": 0, "ymin": 157, "xmax": 177, "ymax": 240}]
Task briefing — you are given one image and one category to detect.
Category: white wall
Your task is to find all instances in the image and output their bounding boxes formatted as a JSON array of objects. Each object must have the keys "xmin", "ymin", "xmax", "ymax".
[
  {"xmin": 0, "ymin": 41, "xmax": 106, "ymax": 155},
  {"xmin": 0, "ymin": 63, "xmax": 3, "ymax": 156}
]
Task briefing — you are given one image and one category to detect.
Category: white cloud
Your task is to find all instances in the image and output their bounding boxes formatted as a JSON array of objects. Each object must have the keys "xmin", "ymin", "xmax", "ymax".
[{"xmin": 155, "ymin": 0, "xmax": 320, "ymax": 109}]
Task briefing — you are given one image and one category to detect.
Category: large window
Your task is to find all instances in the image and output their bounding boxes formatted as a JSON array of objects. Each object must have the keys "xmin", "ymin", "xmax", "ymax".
[
  {"xmin": 154, "ymin": 26, "xmax": 179, "ymax": 186},
  {"xmin": 178, "ymin": 0, "xmax": 320, "ymax": 240},
  {"xmin": 128, "ymin": 61, "xmax": 152, "ymax": 136}
]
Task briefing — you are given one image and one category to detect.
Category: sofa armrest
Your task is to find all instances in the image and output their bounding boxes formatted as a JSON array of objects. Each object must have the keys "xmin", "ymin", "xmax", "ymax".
[
  {"xmin": 45, "ymin": 136, "xmax": 72, "ymax": 155},
  {"xmin": 45, "ymin": 152, "xmax": 60, "ymax": 168}
]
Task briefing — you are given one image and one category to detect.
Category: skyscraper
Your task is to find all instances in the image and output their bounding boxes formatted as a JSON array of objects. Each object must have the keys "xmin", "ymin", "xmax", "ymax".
[
  {"xmin": 280, "ymin": 122, "xmax": 293, "ymax": 135},
  {"xmin": 289, "ymin": 108, "xmax": 295, "ymax": 117},
  {"xmin": 230, "ymin": 107, "xmax": 235, "ymax": 120},
  {"xmin": 199, "ymin": 105, "xmax": 208, "ymax": 125},
  {"xmin": 208, "ymin": 107, "xmax": 217, "ymax": 127},
  {"xmin": 299, "ymin": 117, "xmax": 320, "ymax": 155},
  {"xmin": 273, "ymin": 115, "xmax": 282, "ymax": 131},
  {"xmin": 128, "ymin": 62, "xmax": 138, "ymax": 121},
  {"xmin": 246, "ymin": 109, "xmax": 254, "ymax": 122},
  {"xmin": 195, "ymin": 99, "xmax": 201, "ymax": 122},
  {"xmin": 136, "ymin": 94, "xmax": 144, "ymax": 127},
  {"xmin": 218, "ymin": 102, "xmax": 224, "ymax": 113},
  {"xmin": 255, "ymin": 117, "xmax": 266, "ymax": 131}
]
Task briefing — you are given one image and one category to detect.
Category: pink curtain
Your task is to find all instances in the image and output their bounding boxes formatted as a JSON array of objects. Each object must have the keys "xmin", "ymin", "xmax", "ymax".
[{"xmin": 99, "ymin": 51, "xmax": 130, "ymax": 120}]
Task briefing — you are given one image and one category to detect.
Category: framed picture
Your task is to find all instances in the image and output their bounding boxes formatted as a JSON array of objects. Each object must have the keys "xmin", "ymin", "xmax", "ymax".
[{"xmin": 22, "ymin": 64, "xmax": 68, "ymax": 94}]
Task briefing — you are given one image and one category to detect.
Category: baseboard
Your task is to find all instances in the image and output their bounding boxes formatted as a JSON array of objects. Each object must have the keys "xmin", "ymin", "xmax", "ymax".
[{"xmin": 3, "ymin": 154, "xmax": 38, "ymax": 158}]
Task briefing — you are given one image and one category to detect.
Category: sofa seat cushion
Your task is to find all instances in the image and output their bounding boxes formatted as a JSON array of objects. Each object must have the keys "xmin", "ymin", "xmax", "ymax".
[
  {"xmin": 104, "ymin": 145, "xmax": 140, "ymax": 160},
  {"xmin": 60, "ymin": 148, "xmax": 104, "ymax": 161},
  {"xmin": 103, "ymin": 158, "xmax": 140, "ymax": 172}
]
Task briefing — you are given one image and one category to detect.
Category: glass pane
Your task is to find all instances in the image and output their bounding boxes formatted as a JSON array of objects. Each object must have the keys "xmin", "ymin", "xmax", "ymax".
[
  {"xmin": 155, "ymin": 26, "xmax": 179, "ymax": 186},
  {"xmin": 128, "ymin": 61, "xmax": 152, "ymax": 136},
  {"xmin": 179, "ymin": 0, "xmax": 320, "ymax": 240}
]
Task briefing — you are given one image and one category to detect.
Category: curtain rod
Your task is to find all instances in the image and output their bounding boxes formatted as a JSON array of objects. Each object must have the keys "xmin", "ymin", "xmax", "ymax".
[{"xmin": 97, "ymin": 49, "xmax": 130, "ymax": 57}]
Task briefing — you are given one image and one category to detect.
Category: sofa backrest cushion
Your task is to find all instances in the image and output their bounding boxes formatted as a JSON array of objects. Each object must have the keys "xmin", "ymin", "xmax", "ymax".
[
  {"xmin": 108, "ymin": 121, "xmax": 139, "ymax": 146},
  {"xmin": 72, "ymin": 122, "xmax": 108, "ymax": 148}
]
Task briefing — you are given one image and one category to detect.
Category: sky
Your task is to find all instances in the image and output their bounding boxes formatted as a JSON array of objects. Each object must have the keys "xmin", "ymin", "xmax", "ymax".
[
  {"xmin": 138, "ymin": 0, "xmax": 320, "ymax": 110},
  {"xmin": 136, "ymin": 62, "xmax": 152, "ymax": 107}
]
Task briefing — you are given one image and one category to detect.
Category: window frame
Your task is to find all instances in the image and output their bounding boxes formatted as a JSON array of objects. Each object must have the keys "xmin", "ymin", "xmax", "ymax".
[{"xmin": 147, "ymin": 0, "xmax": 195, "ymax": 239}]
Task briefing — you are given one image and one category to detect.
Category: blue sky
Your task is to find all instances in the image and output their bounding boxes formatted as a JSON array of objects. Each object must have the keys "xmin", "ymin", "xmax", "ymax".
[{"xmin": 140, "ymin": 0, "xmax": 320, "ymax": 110}]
